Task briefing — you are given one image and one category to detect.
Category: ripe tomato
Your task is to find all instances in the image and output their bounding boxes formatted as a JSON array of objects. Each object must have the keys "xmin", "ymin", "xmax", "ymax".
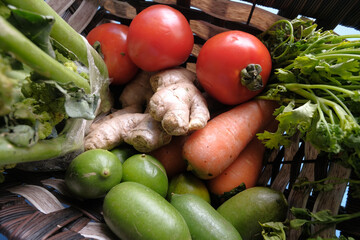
[
  {"xmin": 127, "ymin": 4, "xmax": 194, "ymax": 72},
  {"xmin": 196, "ymin": 30, "xmax": 272, "ymax": 105},
  {"xmin": 86, "ymin": 23, "xmax": 138, "ymax": 85}
]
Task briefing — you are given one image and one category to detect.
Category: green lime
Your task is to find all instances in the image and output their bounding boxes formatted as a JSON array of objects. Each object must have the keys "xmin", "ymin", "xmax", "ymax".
[
  {"xmin": 122, "ymin": 154, "xmax": 168, "ymax": 197},
  {"xmin": 167, "ymin": 172, "xmax": 211, "ymax": 203},
  {"xmin": 110, "ymin": 144, "xmax": 138, "ymax": 164},
  {"xmin": 65, "ymin": 149, "xmax": 122, "ymax": 199}
]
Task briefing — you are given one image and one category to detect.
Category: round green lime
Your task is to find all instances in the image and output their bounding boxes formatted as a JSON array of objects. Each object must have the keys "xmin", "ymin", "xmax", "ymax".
[
  {"xmin": 122, "ymin": 153, "xmax": 168, "ymax": 197},
  {"xmin": 167, "ymin": 172, "xmax": 211, "ymax": 203},
  {"xmin": 65, "ymin": 149, "xmax": 122, "ymax": 199}
]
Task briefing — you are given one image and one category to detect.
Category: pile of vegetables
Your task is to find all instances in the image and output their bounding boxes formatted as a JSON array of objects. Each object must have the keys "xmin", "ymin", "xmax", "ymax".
[
  {"xmin": 1, "ymin": 0, "xmax": 360, "ymax": 239},
  {"xmin": 81, "ymin": 15, "xmax": 359, "ymax": 240},
  {"xmin": 0, "ymin": 0, "xmax": 111, "ymax": 173}
]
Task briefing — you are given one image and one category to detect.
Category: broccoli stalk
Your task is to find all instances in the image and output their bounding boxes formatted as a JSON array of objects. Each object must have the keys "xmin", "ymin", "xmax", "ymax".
[
  {"xmin": 0, "ymin": 119, "xmax": 83, "ymax": 164},
  {"xmin": 0, "ymin": 1, "xmax": 110, "ymax": 168},
  {"xmin": 2, "ymin": 0, "xmax": 108, "ymax": 79},
  {"xmin": 0, "ymin": 16, "xmax": 90, "ymax": 92}
]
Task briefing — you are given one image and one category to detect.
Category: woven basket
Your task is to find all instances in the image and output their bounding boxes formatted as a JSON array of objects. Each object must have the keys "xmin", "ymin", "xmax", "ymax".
[{"xmin": 1, "ymin": 0, "xmax": 359, "ymax": 239}]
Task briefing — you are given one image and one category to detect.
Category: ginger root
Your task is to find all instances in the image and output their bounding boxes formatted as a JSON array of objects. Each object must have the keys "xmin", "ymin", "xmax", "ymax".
[
  {"xmin": 85, "ymin": 71, "xmax": 171, "ymax": 152},
  {"xmin": 84, "ymin": 112, "xmax": 171, "ymax": 152},
  {"xmin": 84, "ymin": 67, "xmax": 210, "ymax": 152},
  {"xmin": 149, "ymin": 67, "xmax": 210, "ymax": 135}
]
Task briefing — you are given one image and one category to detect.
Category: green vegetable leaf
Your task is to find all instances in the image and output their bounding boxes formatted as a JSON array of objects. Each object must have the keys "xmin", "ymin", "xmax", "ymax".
[
  {"xmin": 258, "ymin": 18, "xmax": 360, "ymax": 179},
  {"xmin": 3, "ymin": 124, "xmax": 36, "ymax": 147},
  {"xmin": 64, "ymin": 90, "xmax": 99, "ymax": 120},
  {"xmin": 261, "ymin": 221, "xmax": 287, "ymax": 240},
  {"xmin": 278, "ymin": 101, "xmax": 317, "ymax": 134},
  {"xmin": 318, "ymin": 59, "xmax": 360, "ymax": 81},
  {"xmin": 293, "ymin": 55, "xmax": 319, "ymax": 75},
  {"xmin": 276, "ymin": 69, "xmax": 297, "ymax": 83},
  {"xmin": 257, "ymin": 130, "xmax": 290, "ymax": 149},
  {"xmin": 290, "ymin": 207, "xmax": 360, "ymax": 228},
  {"xmin": 289, "ymin": 218, "xmax": 309, "ymax": 229},
  {"xmin": 49, "ymin": 81, "xmax": 98, "ymax": 120},
  {"xmin": 258, "ymin": 101, "xmax": 317, "ymax": 149},
  {"xmin": 0, "ymin": 1, "xmax": 10, "ymax": 19},
  {"xmin": 290, "ymin": 207, "xmax": 311, "ymax": 219},
  {"xmin": 8, "ymin": 5, "xmax": 55, "ymax": 57}
]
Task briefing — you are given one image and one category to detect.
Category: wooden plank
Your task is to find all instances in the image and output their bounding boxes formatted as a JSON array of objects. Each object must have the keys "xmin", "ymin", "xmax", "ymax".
[
  {"xmin": 46, "ymin": 0, "xmax": 75, "ymax": 16},
  {"xmin": 190, "ymin": 20, "xmax": 228, "ymax": 41},
  {"xmin": 287, "ymin": 142, "xmax": 318, "ymax": 239},
  {"xmin": 312, "ymin": 163, "xmax": 351, "ymax": 237},
  {"xmin": 257, "ymin": 148, "xmax": 281, "ymax": 186},
  {"xmin": 101, "ymin": 0, "xmax": 137, "ymax": 19},
  {"xmin": 190, "ymin": 0, "xmax": 283, "ymax": 31},
  {"xmin": 67, "ymin": 0, "xmax": 99, "ymax": 33},
  {"xmin": 271, "ymin": 134, "xmax": 300, "ymax": 192}
]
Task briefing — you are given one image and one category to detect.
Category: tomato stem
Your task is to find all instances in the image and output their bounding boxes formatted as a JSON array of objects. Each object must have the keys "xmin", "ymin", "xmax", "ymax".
[
  {"xmin": 240, "ymin": 64, "xmax": 263, "ymax": 91},
  {"xmin": 92, "ymin": 41, "xmax": 104, "ymax": 59}
]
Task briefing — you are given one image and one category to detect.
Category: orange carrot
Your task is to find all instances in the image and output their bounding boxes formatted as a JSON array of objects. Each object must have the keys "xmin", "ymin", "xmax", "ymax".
[
  {"xmin": 182, "ymin": 99, "xmax": 277, "ymax": 180},
  {"xmin": 207, "ymin": 120, "xmax": 279, "ymax": 195},
  {"xmin": 149, "ymin": 135, "xmax": 188, "ymax": 178}
]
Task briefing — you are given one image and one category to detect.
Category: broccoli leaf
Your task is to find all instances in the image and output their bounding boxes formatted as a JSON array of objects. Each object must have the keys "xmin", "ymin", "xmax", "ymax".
[
  {"xmin": 7, "ymin": 5, "xmax": 55, "ymax": 57},
  {"xmin": 49, "ymin": 81, "xmax": 99, "ymax": 120},
  {"xmin": 0, "ymin": 1, "xmax": 10, "ymax": 18},
  {"xmin": 3, "ymin": 124, "xmax": 36, "ymax": 147},
  {"xmin": 64, "ymin": 90, "xmax": 99, "ymax": 120}
]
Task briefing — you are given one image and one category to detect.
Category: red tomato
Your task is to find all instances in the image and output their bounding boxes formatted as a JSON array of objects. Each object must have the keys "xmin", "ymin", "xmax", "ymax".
[
  {"xmin": 127, "ymin": 5, "xmax": 194, "ymax": 72},
  {"xmin": 196, "ymin": 30, "xmax": 272, "ymax": 105},
  {"xmin": 86, "ymin": 23, "xmax": 138, "ymax": 85}
]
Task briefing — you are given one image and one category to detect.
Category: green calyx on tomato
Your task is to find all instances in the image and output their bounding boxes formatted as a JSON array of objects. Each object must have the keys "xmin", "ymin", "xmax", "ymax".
[
  {"xmin": 92, "ymin": 41, "xmax": 103, "ymax": 59},
  {"xmin": 240, "ymin": 63, "xmax": 263, "ymax": 91},
  {"xmin": 196, "ymin": 30, "xmax": 272, "ymax": 105}
]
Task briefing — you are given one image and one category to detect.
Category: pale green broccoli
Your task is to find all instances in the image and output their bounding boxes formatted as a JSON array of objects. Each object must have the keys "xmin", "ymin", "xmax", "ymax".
[
  {"xmin": 0, "ymin": 53, "xmax": 23, "ymax": 116},
  {"xmin": 0, "ymin": 1, "xmax": 110, "ymax": 170}
]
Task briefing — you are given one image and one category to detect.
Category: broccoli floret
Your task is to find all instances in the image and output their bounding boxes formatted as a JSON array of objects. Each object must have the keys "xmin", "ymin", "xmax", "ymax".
[{"xmin": 13, "ymin": 79, "xmax": 68, "ymax": 140}]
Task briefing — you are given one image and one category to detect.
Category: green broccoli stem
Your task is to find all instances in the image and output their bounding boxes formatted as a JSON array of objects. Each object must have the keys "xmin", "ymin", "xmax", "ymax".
[
  {"xmin": 0, "ymin": 135, "xmax": 69, "ymax": 164},
  {"xmin": 2, "ymin": 0, "xmax": 108, "ymax": 79},
  {"xmin": 0, "ymin": 119, "xmax": 83, "ymax": 164},
  {"xmin": 0, "ymin": 16, "xmax": 91, "ymax": 92}
]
